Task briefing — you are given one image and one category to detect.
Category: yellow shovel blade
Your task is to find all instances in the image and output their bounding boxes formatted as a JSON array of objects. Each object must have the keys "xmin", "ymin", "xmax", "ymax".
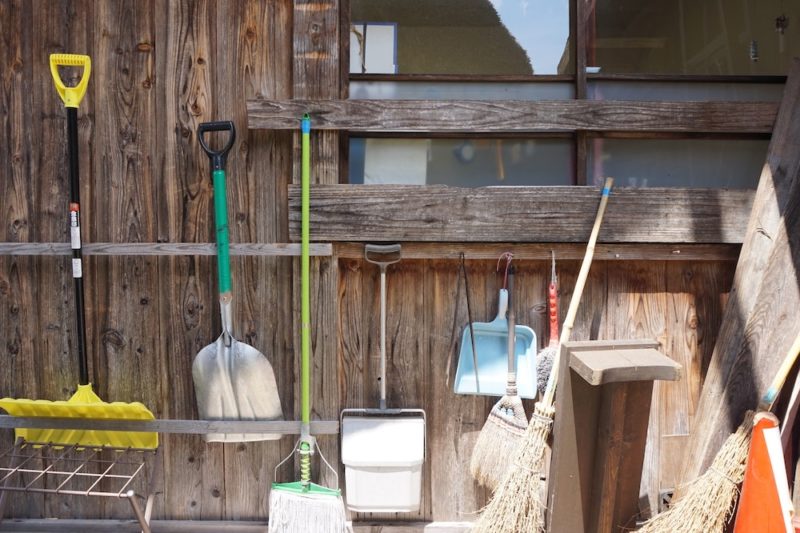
[{"xmin": 0, "ymin": 384, "xmax": 158, "ymax": 449}]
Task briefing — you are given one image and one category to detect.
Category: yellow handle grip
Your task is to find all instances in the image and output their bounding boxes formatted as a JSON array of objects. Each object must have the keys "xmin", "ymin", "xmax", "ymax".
[{"xmin": 50, "ymin": 54, "xmax": 91, "ymax": 108}]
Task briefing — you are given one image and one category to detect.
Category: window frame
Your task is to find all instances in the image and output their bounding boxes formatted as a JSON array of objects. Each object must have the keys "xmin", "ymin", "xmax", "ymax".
[{"xmin": 341, "ymin": 0, "xmax": 785, "ymax": 187}]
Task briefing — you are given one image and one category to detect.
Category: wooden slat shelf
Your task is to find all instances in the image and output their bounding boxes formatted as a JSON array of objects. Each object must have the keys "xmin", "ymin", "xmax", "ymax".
[
  {"xmin": 335, "ymin": 242, "xmax": 740, "ymax": 261},
  {"xmin": 0, "ymin": 519, "xmax": 474, "ymax": 532},
  {"xmin": 0, "ymin": 243, "xmax": 332, "ymax": 257},
  {"xmin": 0, "ymin": 416, "xmax": 339, "ymax": 435},
  {"xmin": 247, "ymin": 99, "xmax": 778, "ymax": 133},
  {"xmin": 288, "ymin": 185, "xmax": 754, "ymax": 244}
]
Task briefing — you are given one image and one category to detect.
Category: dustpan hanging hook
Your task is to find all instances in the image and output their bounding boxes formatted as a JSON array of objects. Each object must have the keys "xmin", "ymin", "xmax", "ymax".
[{"xmin": 497, "ymin": 251, "xmax": 513, "ymax": 290}]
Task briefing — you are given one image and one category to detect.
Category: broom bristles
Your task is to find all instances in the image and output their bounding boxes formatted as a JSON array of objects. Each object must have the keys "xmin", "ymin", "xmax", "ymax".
[
  {"xmin": 268, "ymin": 488, "xmax": 348, "ymax": 533},
  {"xmin": 473, "ymin": 401, "xmax": 555, "ymax": 533},
  {"xmin": 637, "ymin": 410, "xmax": 755, "ymax": 533},
  {"xmin": 470, "ymin": 394, "xmax": 528, "ymax": 490},
  {"xmin": 536, "ymin": 344, "xmax": 558, "ymax": 397}
]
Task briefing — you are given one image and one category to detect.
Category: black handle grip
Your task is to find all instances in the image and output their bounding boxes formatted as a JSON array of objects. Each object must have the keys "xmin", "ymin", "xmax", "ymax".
[{"xmin": 198, "ymin": 121, "xmax": 236, "ymax": 171}]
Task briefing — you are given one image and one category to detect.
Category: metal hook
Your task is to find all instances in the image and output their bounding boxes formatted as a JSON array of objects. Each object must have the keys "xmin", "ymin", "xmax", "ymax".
[{"xmin": 496, "ymin": 251, "xmax": 513, "ymax": 289}]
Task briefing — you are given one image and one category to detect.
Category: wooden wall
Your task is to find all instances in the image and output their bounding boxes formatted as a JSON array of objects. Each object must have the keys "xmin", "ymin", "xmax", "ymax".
[{"xmin": 0, "ymin": 0, "xmax": 738, "ymax": 525}]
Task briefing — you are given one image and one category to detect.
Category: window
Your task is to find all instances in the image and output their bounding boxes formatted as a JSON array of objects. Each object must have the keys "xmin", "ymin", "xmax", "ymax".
[
  {"xmin": 349, "ymin": 138, "xmax": 574, "ymax": 186},
  {"xmin": 350, "ymin": 0, "xmax": 572, "ymax": 76},
  {"xmin": 345, "ymin": 0, "xmax": 782, "ymax": 188},
  {"xmin": 588, "ymin": 138, "xmax": 768, "ymax": 188},
  {"xmin": 588, "ymin": 0, "xmax": 799, "ymax": 76}
]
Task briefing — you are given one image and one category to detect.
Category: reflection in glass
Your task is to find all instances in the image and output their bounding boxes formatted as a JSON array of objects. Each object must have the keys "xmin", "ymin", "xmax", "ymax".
[
  {"xmin": 350, "ymin": 81, "xmax": 575, "ymax": 100},
  {"xmin": 351, "ymin": 0, "xmax": 572, "ymax": 75},
  {"xmin": 349, "ymin": 138, "xmax": 573, "ymax": 186},
  {"xmin": 590, "ymin": 0, "xmax": 800, "ymax": 75},
  {"xmin": 588, "ymin": 138, "xmax": 768, "ymax": 188},
  {"xmin": 588, "ymin": 81, "xmax": 784, "ymax": 101}
]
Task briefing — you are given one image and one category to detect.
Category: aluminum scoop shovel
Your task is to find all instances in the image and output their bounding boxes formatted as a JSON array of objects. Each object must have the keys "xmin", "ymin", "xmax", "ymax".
[{"xmin": 192, "ymin": 121, "xmax": 283, "ymax": 442}]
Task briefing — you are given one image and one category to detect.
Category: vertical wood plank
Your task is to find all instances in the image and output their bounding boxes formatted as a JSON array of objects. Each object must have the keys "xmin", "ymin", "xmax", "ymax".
[
  {"xmin": 154, "ymin": 0, "xmax": 222, "ymax": 520},
  {"xmin": 37, "ymin": 0, "xmax": 95, "ymax": 520},
  {"xmin": 590, "ymin": 381, "xmax": 654, "ymax": 532},
  {"xmin": 558, "ymin": 259, "xmax": 609, "ymax": 343},
  {"xmin": 427, "ymin": 259, "xmax": 489, "ymax": 521},
  {"xmin": 88, "ymin": 0, "xmax": 163, "ymax": 520},
  {"xmin": 212, "ymin": 0, "xmax": 293, "ymax": 519},
  {"xmin": 293, "ymin": 0, "xmax": 342, "ymax": 498},
  {"xmin": 606, "ymin": 262, "xmax": 667, "ymax": 518},
  {"xmin": 660, "ymin": 262, "xmax": 734, "ymax": 492}
]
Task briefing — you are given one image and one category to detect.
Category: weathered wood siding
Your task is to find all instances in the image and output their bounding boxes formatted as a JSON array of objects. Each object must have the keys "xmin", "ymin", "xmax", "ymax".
[
  {"xmin": 0, "ymin": 0, "xmax": 739, "ymax": 525},
  {"xmin": 0, "ymin": 0, "xmax": 295, "ymax": 520}
]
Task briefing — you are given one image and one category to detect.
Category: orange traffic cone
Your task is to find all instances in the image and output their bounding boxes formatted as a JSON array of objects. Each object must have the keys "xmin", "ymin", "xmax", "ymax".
[{"xmin": 734, "ymin": 411, "xmax": 794, "ymax": 533}]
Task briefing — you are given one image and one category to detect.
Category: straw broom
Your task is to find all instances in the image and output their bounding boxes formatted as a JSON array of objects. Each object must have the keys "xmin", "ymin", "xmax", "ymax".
[
  {"xmin": 470, "ymin": 264, "xmax": 528, "ymax": 490},
  {"xmin": 637, "ymin": 331, "xmax": 800, "ymax": 533},
  {"xmin": 636, "ymin": 411, "xmax": 754, "ymax": 533},
  {"xmin": 473, "ymin": 177, "xmax": 613, "ymax": 533}
]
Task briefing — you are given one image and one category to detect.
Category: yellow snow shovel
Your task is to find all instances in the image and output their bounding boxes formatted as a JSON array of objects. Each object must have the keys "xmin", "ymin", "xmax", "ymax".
[{"xmin": 0, "ymin": 54, "xmax": 157, "ymax": 449}]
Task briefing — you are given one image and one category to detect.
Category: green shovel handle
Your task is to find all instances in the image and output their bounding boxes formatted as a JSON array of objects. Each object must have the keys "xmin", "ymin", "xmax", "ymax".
[
  {"xmin": 198, "ymin": 121, "xmax": 236, "ymax": 294},
  {"xmin": 212, "ymin": 169, "xmax": 232, "ymax": 294}
]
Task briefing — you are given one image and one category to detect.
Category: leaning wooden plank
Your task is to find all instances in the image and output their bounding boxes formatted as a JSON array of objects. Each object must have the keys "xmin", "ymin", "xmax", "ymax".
[
  {"xmin": 288, "ymin": 186, "xmax": 753, "ymax": 244},
  {"xmin": 679, "ymin": 58, "xmax": 800, "ymax": 484},
  {"xmin": 247, "ymin": 99, "xmax": 777, "ymax": 133}
]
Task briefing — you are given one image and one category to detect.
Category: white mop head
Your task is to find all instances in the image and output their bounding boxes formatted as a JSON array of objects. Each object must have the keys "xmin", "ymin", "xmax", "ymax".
[{"xmin": 268, "ymin": 489, "xmax": 349, "ymax": 533}]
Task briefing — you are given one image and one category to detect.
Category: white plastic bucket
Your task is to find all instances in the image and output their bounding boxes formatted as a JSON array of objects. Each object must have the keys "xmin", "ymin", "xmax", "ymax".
[{"xmin": 341, "ymin": 415, "xmax": 425, "ymax": 512}]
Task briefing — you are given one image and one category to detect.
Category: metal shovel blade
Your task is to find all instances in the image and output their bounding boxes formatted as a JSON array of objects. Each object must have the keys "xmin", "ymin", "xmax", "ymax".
[{"xmin": 193, "ymin": 333, "xmax": 283, "ymax": 443}]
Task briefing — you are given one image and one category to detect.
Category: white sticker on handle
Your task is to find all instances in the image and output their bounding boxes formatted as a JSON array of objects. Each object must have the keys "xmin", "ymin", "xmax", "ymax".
[
  {"xmin": 72, "ymin": 258, "xmax": 83, "ymax": 278},
  {"xmin": 70, "ymin": 226, "xmax": 81, "ymax": 249}
]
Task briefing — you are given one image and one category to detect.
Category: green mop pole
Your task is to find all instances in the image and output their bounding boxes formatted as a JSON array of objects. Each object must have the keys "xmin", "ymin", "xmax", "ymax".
[{"xmin": 300, "ymin": 113, "xmax": 312, "ymax": 487}]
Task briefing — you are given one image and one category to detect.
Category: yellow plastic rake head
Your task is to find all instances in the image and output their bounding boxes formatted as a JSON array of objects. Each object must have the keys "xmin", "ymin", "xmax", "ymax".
[{"xmin": 0, "ymin": 385, "xmax": 158, "ymax": 449}]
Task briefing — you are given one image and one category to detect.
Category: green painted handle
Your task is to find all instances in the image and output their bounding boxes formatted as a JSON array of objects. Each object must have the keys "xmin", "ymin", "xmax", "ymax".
[
  {"xmin": 301, "ymin": 114, "xmax": 311, "ymax": 426},
  {"xmin": 212, "ymin": 169, "xmax": 232, "ymax": 294}
]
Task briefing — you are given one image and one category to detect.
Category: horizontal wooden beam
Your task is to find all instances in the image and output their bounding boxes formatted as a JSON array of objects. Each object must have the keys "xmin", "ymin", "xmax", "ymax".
[
  {"xmin": 0, "ymin": 242, "xmax": 332, "ymax": 257},
  {"xmin": 288, "ymin": 185, "xmax": 754, "ymax": 244},
  {"xmin": 247, "ymin": 99, "xmax": 777, "ymax": 133},
  {"xmin": 0, "ymin": 519, "xmax": 473, "ymax": 532},
  {"xmin": 335, "ymin": 242, "xmax": 740, "ymax": 261},
  {"xmin": 0, "ymin": 415, "xmax": 339, "ymax": 435},
  {"xmin": 0, "ymin": 520, "xmax": 268, "ymax": 532}
]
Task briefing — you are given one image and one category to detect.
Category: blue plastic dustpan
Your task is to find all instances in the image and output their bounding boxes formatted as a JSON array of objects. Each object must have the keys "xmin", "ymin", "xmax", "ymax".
[{"xmin": 454, "ymin": 289, "xmax": 538, "ymax": 398}]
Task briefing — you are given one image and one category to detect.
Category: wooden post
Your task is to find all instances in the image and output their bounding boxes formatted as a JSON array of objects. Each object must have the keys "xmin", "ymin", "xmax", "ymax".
[{"xmin": 548, "ymin": 340, "xmax": 682, "ymax": 532}]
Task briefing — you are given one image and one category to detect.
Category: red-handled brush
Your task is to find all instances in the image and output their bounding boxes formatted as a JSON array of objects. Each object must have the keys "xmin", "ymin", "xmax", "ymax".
[{"xmin": 536, "ymin": 252, "xmax": 558, "ymax": 397}]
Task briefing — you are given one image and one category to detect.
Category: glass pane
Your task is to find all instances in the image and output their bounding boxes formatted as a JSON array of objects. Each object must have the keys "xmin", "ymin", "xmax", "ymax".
[
  {"xmin": 590, "ymin": 0, "xmax": 800, "ymax": 75},
  {"xmin": 588, "ymin": 138, "xmax": 768, "ymax": 188},
  {"xmin": 351, "ymin": 0, "xmax": 572, "ymax": 75},
  {"xmin": 350, "ymin": 81, "xmax": 575, "ymax": 100},
  {"xmin": 588, "ymin": 81, "xmax": 784, "ymax": 101},
  {"xmin": 349, "ymin": 138, "xmax": 574, "ymax": 186}
]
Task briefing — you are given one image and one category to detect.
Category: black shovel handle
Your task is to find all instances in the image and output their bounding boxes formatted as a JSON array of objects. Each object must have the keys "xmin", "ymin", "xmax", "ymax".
[{"xmin": 198, "ymin": 121, "xmax": 236, "ymax": 171}]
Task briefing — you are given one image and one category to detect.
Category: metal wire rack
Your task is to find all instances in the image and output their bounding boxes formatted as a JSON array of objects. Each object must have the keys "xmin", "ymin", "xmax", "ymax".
[{"xmin": 0, "ymin": 439, "xmax": 160, "ymax": 533}]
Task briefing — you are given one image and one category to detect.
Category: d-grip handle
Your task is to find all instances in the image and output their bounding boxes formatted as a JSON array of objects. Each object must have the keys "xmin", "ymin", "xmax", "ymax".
[
  {"xmin": 198, "ymin": 121, "xmax": 236, "ymax": 171},
  {"xmin": 50, "ymin": 54, "xmax": 91, "ymax": 108}
]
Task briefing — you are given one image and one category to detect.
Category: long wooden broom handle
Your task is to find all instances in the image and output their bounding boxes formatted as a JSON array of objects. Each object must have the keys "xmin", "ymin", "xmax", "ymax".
[
  {"xmin": 542, "ymin": 177, "xmax": 613, "ymax": 407},
  {"xmin": 759, "ymin": 330, "xmax": 800, "ymax": 411}
]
